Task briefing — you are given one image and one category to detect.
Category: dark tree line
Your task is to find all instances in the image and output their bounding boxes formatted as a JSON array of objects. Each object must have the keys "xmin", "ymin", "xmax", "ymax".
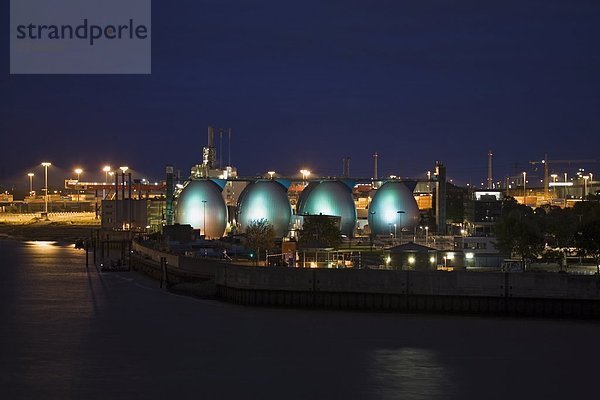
[{"xmin": 495, "ymin": 198, "xmax": 600, "ymax": 272}]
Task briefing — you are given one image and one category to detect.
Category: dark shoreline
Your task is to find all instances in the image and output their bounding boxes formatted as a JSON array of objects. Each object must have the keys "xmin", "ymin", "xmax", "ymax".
[{"xmin": 0, "ymin": 223, "xmax": 99, "ymax": 243}]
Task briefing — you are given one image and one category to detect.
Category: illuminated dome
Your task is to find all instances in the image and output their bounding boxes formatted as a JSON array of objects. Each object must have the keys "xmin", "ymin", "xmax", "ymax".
[
  {"xmin": 368, "ymin": 181, "xmax": 419, "ymax": 236},
  {"xmin": 237, "ymin": 180, "xmax": 292, "ymax": 237},
  {"xmin": 297, "ymin": 180, "xmax": 357, "ymax": 236},
  {"xmin": 175, "ymin": 180, "xmax": 227, "ymax": 238}
]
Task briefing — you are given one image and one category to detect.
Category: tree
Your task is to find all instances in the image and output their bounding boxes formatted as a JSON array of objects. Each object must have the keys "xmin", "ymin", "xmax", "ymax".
[
  {"xmin": 245, "ymin": 219, "xmax": 276, "ymax": 265},
  {"xmin": 575, "ymin": 220, "xmax": 600, "ymax": 274},
  {"xmin": 299, "ymin": 215, "xmax": 342, "ymax": 249},
  {"xmin": 494, "ymin": 202, "xmax": 544, "ymax": 270}
]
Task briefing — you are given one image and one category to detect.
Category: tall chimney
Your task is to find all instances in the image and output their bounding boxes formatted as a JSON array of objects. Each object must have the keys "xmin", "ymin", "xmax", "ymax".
[
  {"xmin": 207, "ymin": 126, "xmax": 214, "ymax": 147},
  {"xmin": 342, "ymin": 157, "xmax": 351, "ymax": 178},
  {"xmin": 373, "ymin": 152, "xmax": 378, "ymax": 180},
  {"xmin": 487, "ymin": 150, "xmax": 493, "ymax": 189}
]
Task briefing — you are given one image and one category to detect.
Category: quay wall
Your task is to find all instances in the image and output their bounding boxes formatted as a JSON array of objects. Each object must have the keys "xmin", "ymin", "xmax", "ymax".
[
  {"xmin": 215, "ymin": 266, "xmax": 600, "ymax": 317},
  {"xmin": 130, "ymin": 242, "xmax": 600, "ymax": 317}
]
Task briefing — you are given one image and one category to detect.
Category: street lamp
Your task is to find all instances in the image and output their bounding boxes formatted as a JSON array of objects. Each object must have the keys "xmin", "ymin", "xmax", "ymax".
[
  {"xmin": 425, "ymin": 226, "xmax": 429, "ymax": 246},
  {"xmin": 300, "ymin": 169, "xmax": 311, "ymax": 181},
  {"xmin": 369, "ymin": 210, "xmax": 376, "ymax": 250},
  {"xmin": 522, "ymin": 172, "xmax": 527, "ymax": 203},
  {"xmin": 397, "ymin": 210, "xmax": 405, "ymax": 245},
  {"xmin": 103, "ymin": 166, "xmax": 111, "ymax": 182},
  {"xmin": 41, "ymin": 162, "xmax": 51, "ymax": 215},
  {"xmin": 202, "ymin": 200, "xmax": 207, "ymax": 237},
  {"xmin": 590, "ymin": 173, "xmax": 594, "ymax": 197},
  {"xmin": 267, "ymin": 171, "xmax": 276, "ymax": 179},
  {"xmin": 74, "ymin": 168, "xmax": 83, "ymax": 203},
  {"xmin": 102, "ymin": 166, "xmax": 111, "ymax": 199},
  {"xmin": 551, "ymin": 174, "xmax": 558, "ymax": 197},
  {"xmin": 583, "ymin": 175, "xmax": 589, "ymax": 199},
  {"xmin": 27, "ymin": 173, "xmax": 34, "ymax": 195}
]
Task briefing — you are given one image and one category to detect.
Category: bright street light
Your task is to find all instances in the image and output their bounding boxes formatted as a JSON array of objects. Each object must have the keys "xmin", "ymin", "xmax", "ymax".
[
  {"xmin": 74, "ymin": 168, "xmax": 83, "ymax": 202},
  {"xmin": 522, "ymin": 171, "xmax": 527, "ymax": 202},
  {"xmin": 267, "ymin": 171, "xmax": 276, "ymax": 179},
  {"xmin": 300, "ymin": 169, "xmax": 311, "ymax": 181},
  {"xmin": 27, "ymin": 173, "xmax": 34, "ymax": 195},
  {"xmin": 41, "ymin": 162, "xmax": 51, "ymax": 215},
  {"xmin": 103, "ymin": 165, "xmax": 111, "ymax": 181}
]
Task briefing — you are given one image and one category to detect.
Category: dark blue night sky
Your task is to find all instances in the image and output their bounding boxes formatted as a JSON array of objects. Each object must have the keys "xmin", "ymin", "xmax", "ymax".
[{"xmin": 2, "ymin": 0, "xmax": 599, "ymax": 188}]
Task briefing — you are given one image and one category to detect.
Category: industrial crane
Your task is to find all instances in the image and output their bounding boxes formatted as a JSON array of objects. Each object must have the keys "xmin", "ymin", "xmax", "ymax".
[{"xmin": 528, "ymin": 154, "xmax": 597, "ymax": 198}]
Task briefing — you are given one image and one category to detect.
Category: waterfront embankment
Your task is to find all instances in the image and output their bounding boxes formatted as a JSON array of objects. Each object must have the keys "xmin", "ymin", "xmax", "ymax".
[
  {"xmin": 130, "ymin": 241, "xmax": 600, "ymax": 318},
  {"xmin": 0, "ymin": 212, "xmax": 99, "ymax": 242}
]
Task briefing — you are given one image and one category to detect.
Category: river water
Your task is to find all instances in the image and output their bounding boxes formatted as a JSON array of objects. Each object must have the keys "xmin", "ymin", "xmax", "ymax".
[{"xmin": 1, "ymin": 239, "xmax": 599, "ymax": 399}]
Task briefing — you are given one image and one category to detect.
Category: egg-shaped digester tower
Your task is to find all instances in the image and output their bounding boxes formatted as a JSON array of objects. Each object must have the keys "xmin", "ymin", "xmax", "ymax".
[
  {"xmin": 236, "ymin": 180, "xmax": 292, "ymax": 237},
  {"xmin": 175, "ymin": 179, "xmax": 228, "ymax": 238},
  {"xmin": 367, "ymin": 181, "xmax": 419, "ymax": 236},
  {"xmin": 297, "ymin": 180, "xmax": 357, "ymax": 236}
]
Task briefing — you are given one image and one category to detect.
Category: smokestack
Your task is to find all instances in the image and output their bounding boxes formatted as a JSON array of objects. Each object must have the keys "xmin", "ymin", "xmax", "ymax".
[
  {"xmin": 373, "ymin": 152, "xmax": 378, "ymax": 180},
  {"xmin": 487, "ymin": 150, "xmax": 493, "ymax": 189},
  {"xmin": 219, "ymin": 128, "xmax": 223, "ymax": 168},
  {"xmin": 228, "ymin": 128, "xmax": 232, "ymax": 167},
  {"xmin": 342, "ymin": 157, "xmax": 351, "ymax": 178},
  {"xmin": 207, "ymin": 126, "xmax": 214, "ymax": 147}
]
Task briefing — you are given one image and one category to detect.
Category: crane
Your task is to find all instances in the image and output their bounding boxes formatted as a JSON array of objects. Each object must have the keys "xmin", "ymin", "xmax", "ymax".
[{"xmin": 528, "ymin": 154, "xmax": 597, "ymax": 198}]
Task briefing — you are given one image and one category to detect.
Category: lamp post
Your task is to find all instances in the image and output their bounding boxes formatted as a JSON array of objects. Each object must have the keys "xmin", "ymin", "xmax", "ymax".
[
  {"xmin": 202, "ymin": 200, "xmax": 207, "ymax": 237},
  {"xmin": 268, "ymin": 171, "xmax": 276, "ymax": 179},
  {"xmin": 41, "ymin": 162, "xmax": 51, "ymax": 215},
  {"xmin": 522, "ymin": 172, "xmax": 527, "ymax": 204},
  {"xmin": 550, "ymin": 174, "xmax": 558, "ymax": 198},
  {"xmin": 583, "ymin": 175, "xmax": 589, "ymax": 199},
  {"xmin": 393, "ymin": 223, "xmax": 397, "ymax": 245},
  {"xmin": 425, "ymin": 226, "xmax": 429, "ymax": 246},
  {"xmin": 369, "ymin": 211, "xmax": 376, "ymax": 250},
  {"xmin": 300, "ymin": 169, "xmax": 311, "ymax": 183},
  {"xmin": 74, "ymin": 168, "xmax": 82, "ymax": 203},
  {"xmin": 590, "ymin": 173, "xmax": 594, "ymax": 197},
  {"xmin": 102, "ymin": 166, "xmax": 111, "ymax": 200},
  {"xmin": 397, "ymin": 210, "xmax": 405, "ymax": 245},
  {"xmin": 27, "ymin": 173, "xmax": 34, "ymax": 195}
]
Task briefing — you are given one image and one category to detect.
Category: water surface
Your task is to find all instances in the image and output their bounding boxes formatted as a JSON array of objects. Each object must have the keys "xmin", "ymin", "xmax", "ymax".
[{"xmin": 1, "ymin": 239, "xmax": 598, "ymax": 399}]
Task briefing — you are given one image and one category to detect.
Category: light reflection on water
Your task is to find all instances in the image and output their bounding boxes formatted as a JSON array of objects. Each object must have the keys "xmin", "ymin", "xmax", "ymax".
[
  {"xmin": 369, "ymin": 348, "xmax": 453, "ymax": 400},
  {"xmin": 24, "ymin": 240, "xmax": 62, "ymax": 254}
]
